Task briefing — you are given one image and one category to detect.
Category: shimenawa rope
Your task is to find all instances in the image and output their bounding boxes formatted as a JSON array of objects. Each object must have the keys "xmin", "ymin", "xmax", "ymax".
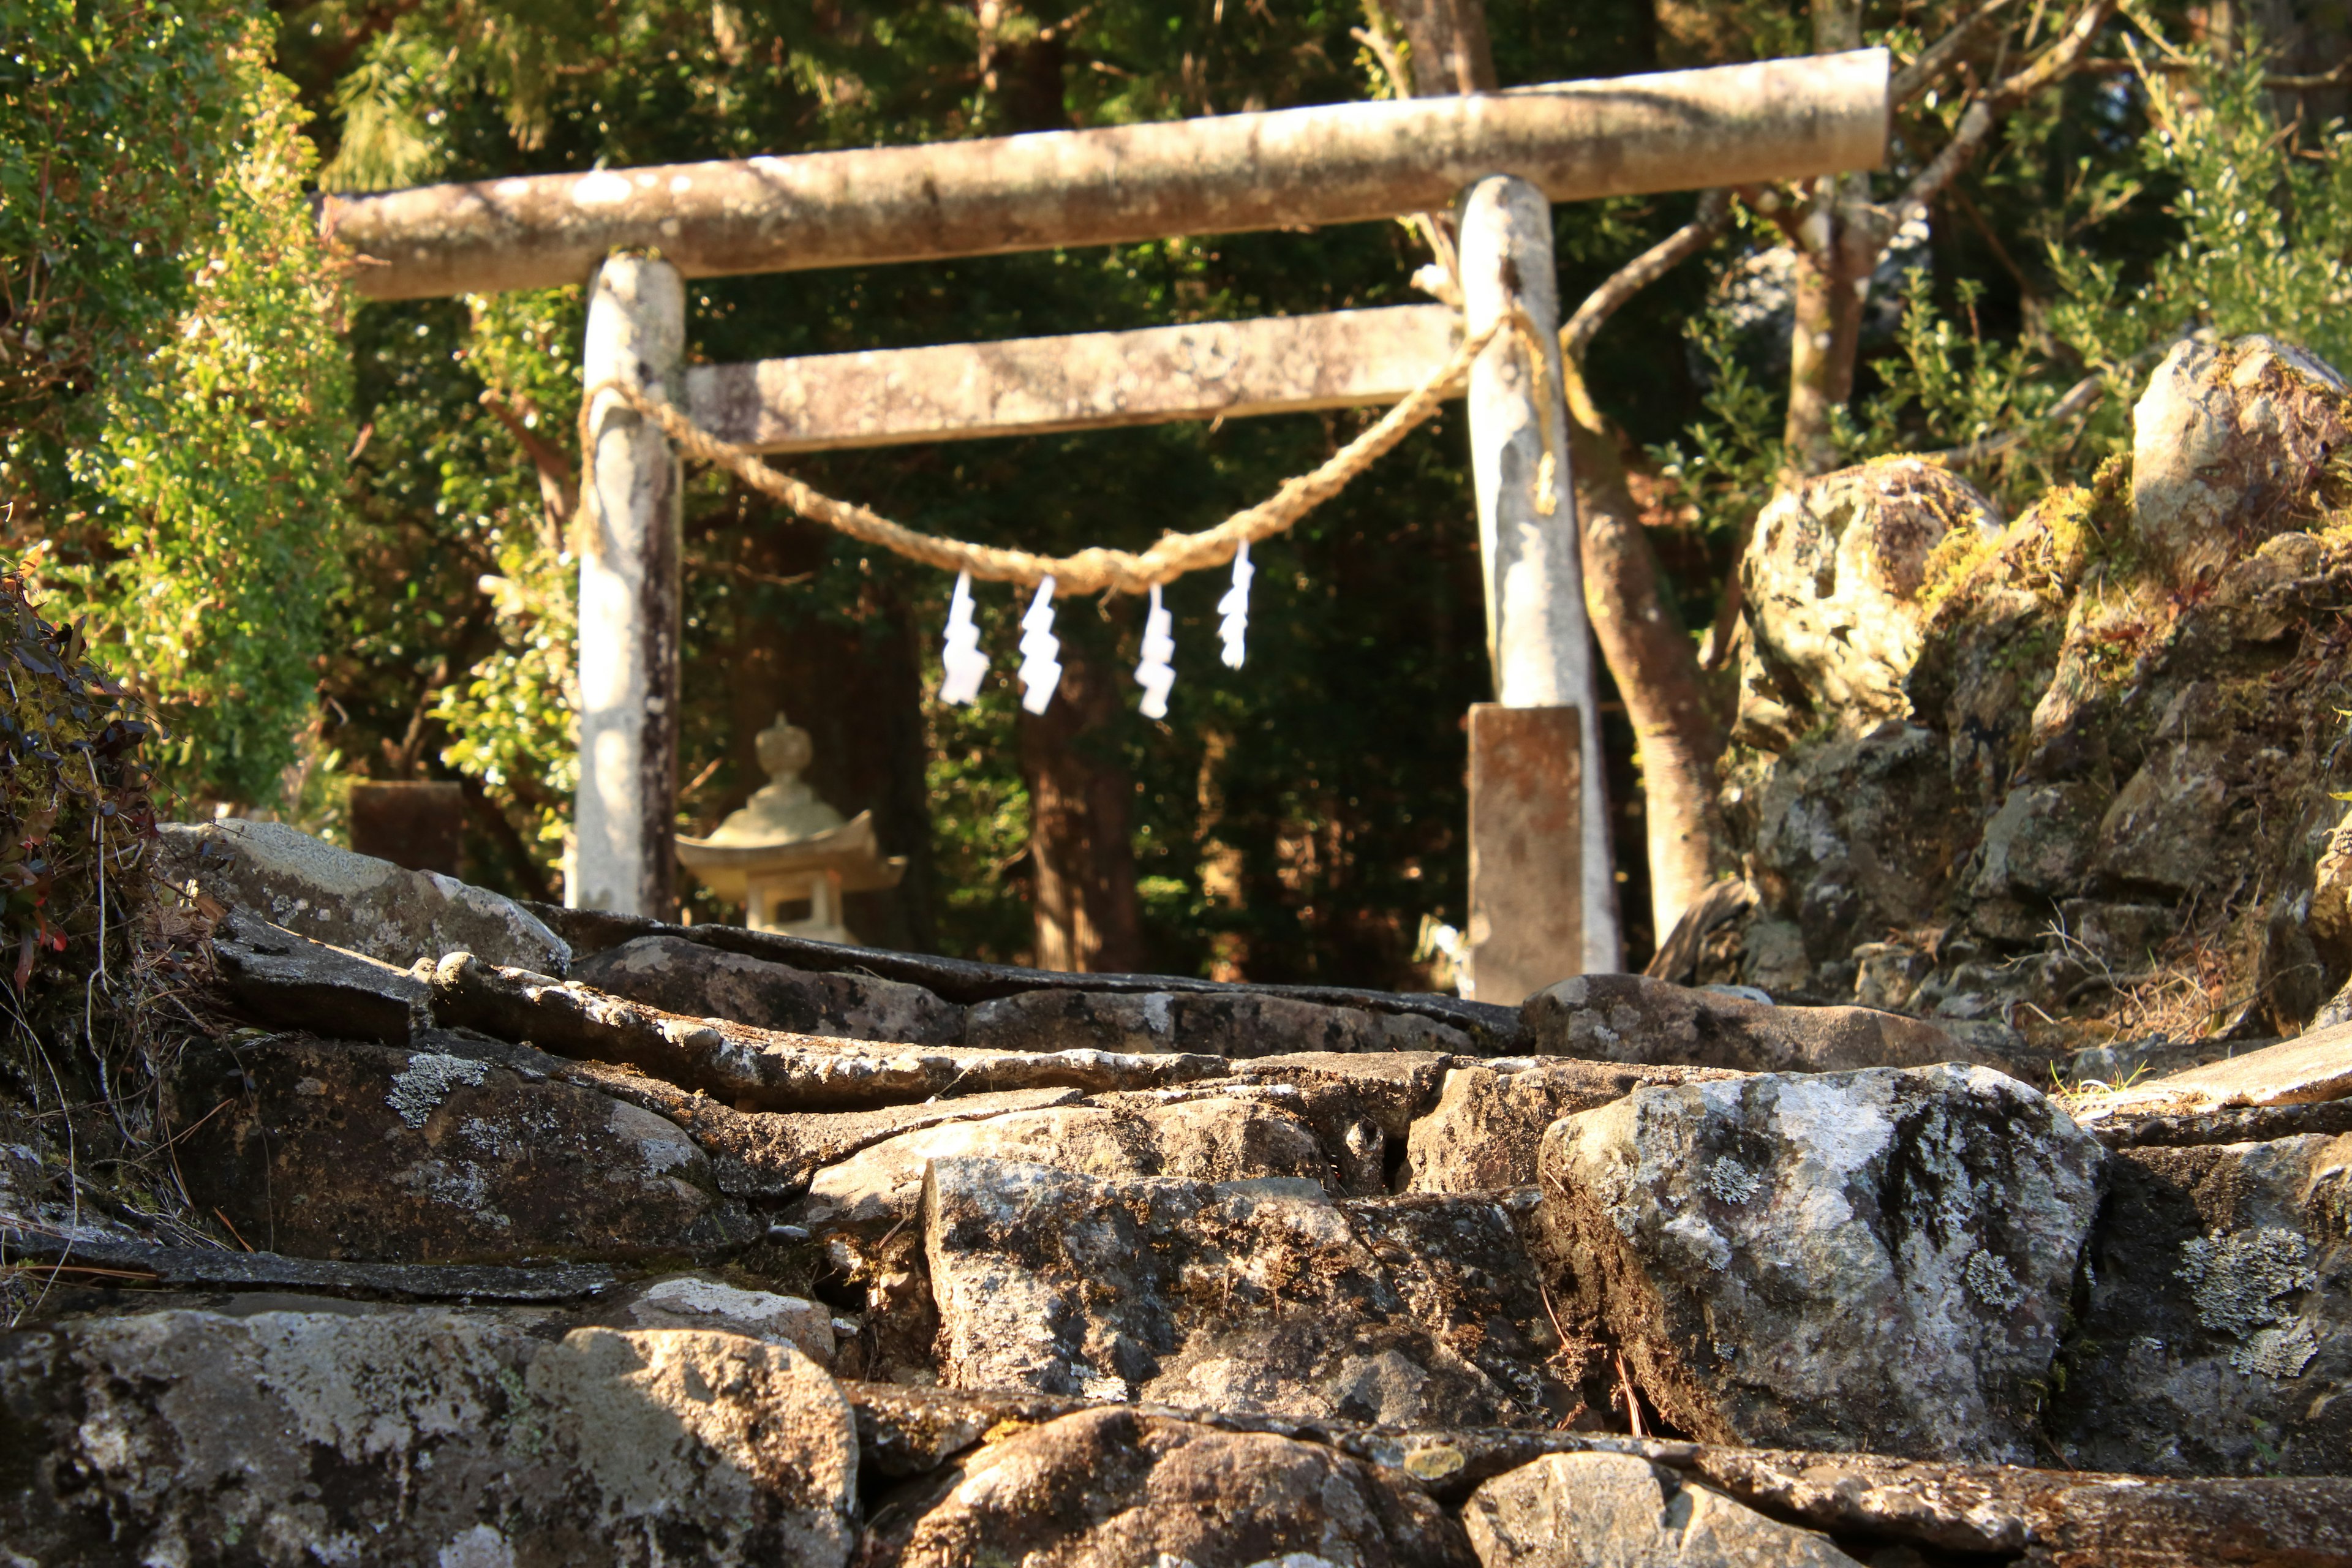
[{"xmin": 573, "ymin": 310, "xmax": 1558, "ymax": 597}]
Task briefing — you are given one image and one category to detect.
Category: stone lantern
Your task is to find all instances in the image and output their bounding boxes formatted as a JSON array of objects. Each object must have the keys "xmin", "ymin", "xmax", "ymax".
[{"xmin": 673, "ymin": 713, "xmax": 903, "ymax": 944}]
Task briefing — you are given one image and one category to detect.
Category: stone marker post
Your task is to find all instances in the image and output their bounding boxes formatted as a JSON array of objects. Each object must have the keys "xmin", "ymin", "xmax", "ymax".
[
  {"xmin": 1460, "ymin": 174, "xmax": 1619, "ymax": 995},
  {"xmin": 571, "ymin": 254, "xmax": 684, "ymax": 917}
]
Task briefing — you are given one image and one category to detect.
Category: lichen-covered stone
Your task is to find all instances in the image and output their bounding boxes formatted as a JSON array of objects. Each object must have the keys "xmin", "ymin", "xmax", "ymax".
[
  {"xmin": 1736, "ymin": 457, "xmax": 2003, "ymax": 750},
  {"xmin": 922, "ymin": 1156, "xmax": 1572, "ymax": 1428},
  {"xmin": 1537, "ymin": 1065, "xmax": 2106, "ymax": 1463},
  {"xmin": 168, "ymin": 1031, "xmax": 759, "ymax": 1264},
  {"xmin": 865, "ymin": 1407, "xmax": 1474, "ymax": 1568},
  {"xmin": 2049, "ymin": 1132, "xmax": 2352, "ymax": 1476},
  {"xmin": 1464, "ymin": 1451, "xmax": 1863, "ymax": 1567},
  {"xmin": 1, "ymin": 1310, "xmax": 858, "ymax": 1567},
  {"xmin": 574, "ymin": 934, "xmax": 963, "ymax": 1044},
  {"xmin": 159, "ymin": 818, "xmax": 570, "ymax": 974},
  {"xmin": 2130, "ymin": 336, "xmax": 2350, "ymax": 586}
]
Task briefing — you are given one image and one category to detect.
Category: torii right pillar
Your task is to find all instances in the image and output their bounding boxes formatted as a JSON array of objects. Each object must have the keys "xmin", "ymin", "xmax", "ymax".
[{"xmin": 1460, "ymin": 174, "xmax": 1620, "ymax": 1000}]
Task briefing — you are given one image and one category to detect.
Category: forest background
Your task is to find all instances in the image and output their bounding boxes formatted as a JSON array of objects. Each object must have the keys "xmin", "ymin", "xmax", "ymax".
[{"xmin": 6, "ymin": 0, "xmax": 2349, "ymax": 986}]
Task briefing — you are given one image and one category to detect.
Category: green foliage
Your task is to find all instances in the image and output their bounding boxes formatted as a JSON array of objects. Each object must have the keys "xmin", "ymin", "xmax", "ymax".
[{"xmin": 2, "ymin": 0, "xmax": 353, "ymax": 809}]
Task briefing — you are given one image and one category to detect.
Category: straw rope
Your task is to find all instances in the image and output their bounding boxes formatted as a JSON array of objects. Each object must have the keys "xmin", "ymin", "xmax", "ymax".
[{"xmin": 575, "ymin": 311, "xmax": 1555, "ymax": 596}]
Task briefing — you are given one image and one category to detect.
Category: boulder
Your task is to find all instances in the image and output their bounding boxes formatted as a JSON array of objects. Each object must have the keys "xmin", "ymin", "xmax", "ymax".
[
  {"xmin": 1404, "ymin": 1059, "xmax": 1743, "ymax": 1193},
  {"xmin": 1735, "ymin": 457, "xmax": 2003, "ymax": 750},
  {"xmin": 168, "ymin": 1031, "xmax": 759, "ymax": 1264},
  {"xmin": 2049, "ymin": 1132, "xmax": 2352, "ymax": 1476},
  {"xmin": 1, "ymin": 1310, "xmax": 858, "ymax": 1567},
  {"xmin": 867, "ymin": 1407, "xmax": 1474, "ymax": 1568},
  {"xmin": 574, "ymin": 934, "xmax": 963, "ymax": 1044},
  {"xmin": 159, "ymin": 818, "xmax": 570, "ymax": 974},
  {"xmin": 1538, "ymin": 1065, "xmax": 2106, "ymax": 1463},
  {"xmin": 789, "ymin": 1089, "xmax": 1329, "ymax": 1229},
  {"xmin": 1521, "ymin": 973, "xmax": 1967, "ymax": 1075},
  {"xmin": 2130, "ymin": 336, "xmax": 2350, "ymax": 585},
  {"xmin": 1463, "ymin": 1450, "xmax": 1863, "ymax": 1567},
  {"xmin": 922, "ymin": 1156, "xmax": 1573, "ymax": 1428},
  {"xmin": 964, "ymin": 985, "xmax": 1472, "ymax": 1058}
]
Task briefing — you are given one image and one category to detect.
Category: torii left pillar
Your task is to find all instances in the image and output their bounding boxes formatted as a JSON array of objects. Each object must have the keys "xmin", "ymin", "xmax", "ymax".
[
  {"xmin": 1460, "ymin": 175, "xmax": 1621, "ymax": 998},
  {"xmin": 570, "ymin": 254, "xmax": 684, "ymax": 917}
]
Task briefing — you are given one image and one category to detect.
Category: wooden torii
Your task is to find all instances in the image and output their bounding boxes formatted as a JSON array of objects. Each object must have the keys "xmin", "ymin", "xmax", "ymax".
[{"xmin": 328, "ymin": 50, "xmax": 1887, "ymax": 1000}]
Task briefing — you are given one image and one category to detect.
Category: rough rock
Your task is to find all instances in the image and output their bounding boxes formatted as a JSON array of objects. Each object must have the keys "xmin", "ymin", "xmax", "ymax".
[
  {"xmin": 1236, "ymin": 1051, "xmax": 1455, "ymax": 1194},
  {"xmin": 1735, "ymin": 457, "xmax": 2003, "ymax": 749},
  {"xmin": 923, "ymin": 1156, "xmax": 1574, "ymax": 1427},
  {"xmin": 211, "ymin": 906, "xmax": 432, "ymax": 1046},
  {"xmin": 1, "ymin": 1310, "xmax": 858, "ymax": 1567},
  {"xmin": 574, "ymin": 934, "xmax": 963, "ymax": 1043},
  {"xmin": 2130, "ymin": 334, "xmax": 2351, "ymax": 584},
  {"xmin": 595, "ymin": 1275, "xmax": 840, "ymax": 1367},
  {"xmin": 1521, "ymin": 973, "xmax": 1970, "ymax": 1075},
  {"xmin": 160, "ymin": 818, "xmax": 570, "ymax": 975},
  {"xmin": 786, "ymin": 1088, "xmax": 1330, "ymax": 1229},
  {"xmin": 1404, "ymin": 1058, "xmax": 1744, "ymax": 1193},
  {"xmin": 168, "ymin": 1031, "xmax": 760, "ymax": 1264},
  {"xmin": 1463, "ymin": 1450, "xmax": 1862, "ymax": 1567},
  {"xmin": 2049, "ymin": 1131, "xmax": 2351, "ymax": 1476},
  {"xmin": 965, "ymin": 985, "xmax": 1473, "ymax": 1058},
  {"xmin": 867, "ymin": 1407, "xmax": 1474, "ymax": 1568},
  {"xmin": 1539, "ymin": 1065, "xmax": 2106, "ymax": 1463},
  {"xmin": 431, "ymin": 952, "xmax": 1227, "ymax": 1110}
]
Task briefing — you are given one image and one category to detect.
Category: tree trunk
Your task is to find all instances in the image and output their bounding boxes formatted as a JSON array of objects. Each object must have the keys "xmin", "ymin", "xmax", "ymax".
[
  {"xmin": 1782, "ymin": 0, "xmax": 1872, "ymax": 478},
  {"xmin": 1392, "ymin": 0, "xmax": 1730, "ymax": 940},
  {"xmin": 1019, "ymin": 648, "xmax": 1147, "ymax": 974},
  {"xmin": 1562, "ymin": 368, "xmax": 1730, "ymax": 938}
]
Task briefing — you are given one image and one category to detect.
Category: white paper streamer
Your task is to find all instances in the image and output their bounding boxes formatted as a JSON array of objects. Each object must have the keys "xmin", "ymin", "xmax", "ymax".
[
  {"xmin": 1017, "ymin": 575, "xmax": 1062, "ymax": 715},
  {"xmin": 1136, "ymin": 582, "xmax": 1175, "ymax": 718},
  {"xmin": 1216, "ymin": 540, "xmax": 1254, "ymax": 669},
  {"xmin": 938, "ymin": 570, "xmax": 989, "ymax": 706}
]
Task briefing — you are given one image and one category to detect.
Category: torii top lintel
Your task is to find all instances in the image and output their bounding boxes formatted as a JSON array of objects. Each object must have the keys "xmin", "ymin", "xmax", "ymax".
[{"xmin": 326, "ymin": 50, "xmax": 1888, "ymax": 302}]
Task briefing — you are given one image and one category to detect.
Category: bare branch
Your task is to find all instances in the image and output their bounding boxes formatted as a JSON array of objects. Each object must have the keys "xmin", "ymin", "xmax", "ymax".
[
  {"xmin": 1920, "ymin": 369, "xmax": 2106, "ymax": 465},
  {"xmin": 1891, "ymin": 0, "xmax": 2119, "ymax": 230},
  {"xmin": 1561, "ymin": 190, "xmax": 1733, "ymax": 366},
  {"xmin": 480, "ymin": 389, "xmax": 577, "ymax": 554},
  {"xmin": 1890, "ymin": 0, "xmax": 2023, "ymax": 107}
]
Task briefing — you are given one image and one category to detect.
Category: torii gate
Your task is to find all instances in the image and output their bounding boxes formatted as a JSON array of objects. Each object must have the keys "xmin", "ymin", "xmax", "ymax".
[{"xmin": 328, "ymin": 50, "xmax": 1887, "ymax": 1000}]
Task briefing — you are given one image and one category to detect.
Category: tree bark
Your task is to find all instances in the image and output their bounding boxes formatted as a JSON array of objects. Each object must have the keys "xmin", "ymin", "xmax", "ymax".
[{"xmin": 1019, "ymin": 648, "xmax": 1146, "ymax": 974}]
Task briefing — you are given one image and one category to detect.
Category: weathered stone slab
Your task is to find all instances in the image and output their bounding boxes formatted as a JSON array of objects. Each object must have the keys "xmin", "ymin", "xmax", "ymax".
[
  {"xmin": 788, "ymin": 1088, "xmax": 1327, "ymax": 1229},
  {"xmin": 0, "ymin": 1231, "xmax": 616, "ymax": 1302},
  {"xmin": 1688, "ymin": 1447, "xmax": 2352, "ymax": 1566},
  {"xmin": 574, "ymin": 933, "xmax": 963, "ymax": 1043},
  {"xmin": 1464, "ymin": 1450, "xmax": 1863, "ymax": 1567},
  {"xmin": 562, "ymin": 1060, "xmax": 1083, "ymax": 1197},
  {"xmin": 211, "ymin": 907, "xmax": 432, "ymax": 1046},
  {"xmin": 2079, "ymin": 1022, "xmax": 2352, "ymax": 1121},
  {"xmin": 160, "ymin": 818, "xmax": 570, "ymax": 974},
  {"xmin": 2049, "ymin": 1132, "xmax": 2352, "ymax": 1476},
  {"xmin": 1523, "ymin": 971, "xmax": 1970, "ymax": 1074},
  {"xmin": 1538, "ymin": 1065, "xmax": 2106, "ymax": 1463},
  {"xmin": 923, "ymin": 1156, "xmax": 1572, "ymax": 1428},
  {"xmin": 1, "ymin": 1311, "xmax": 858, "ymax": 1567},
  {"xmin": 168, "ymin": 1032, "xmax": 758, "ymax": 1264},
  {"xmin": 963, "ymin": 985, "xmax": 1472, "ymax": 1058},
  {"xmin": 431, "ymin": 952, "xmax": 1227, "ymax": 1110},
  {"xmin": 1404, "ymin": 1058, "xmax": 1744, "ymax": 1193},
  {"xmin": 865, "ymin": 1407, "xmax": 1474, "ymax": 1568},
  {"xmin": 1235, "ymin": 1051, "xmax": 1453, "ymax": 1194}
]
